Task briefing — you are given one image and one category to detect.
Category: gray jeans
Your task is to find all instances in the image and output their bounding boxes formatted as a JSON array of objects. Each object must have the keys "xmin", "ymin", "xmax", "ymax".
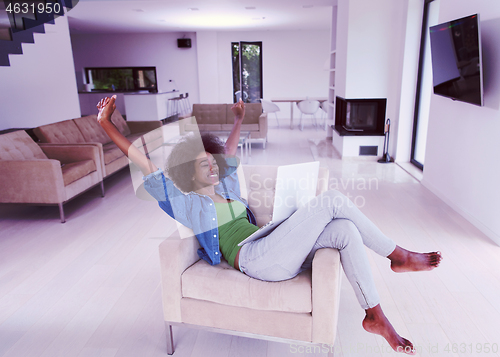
[{"xmin": 238, "ymin": 190, "xmax": 396, "ymax": 309}]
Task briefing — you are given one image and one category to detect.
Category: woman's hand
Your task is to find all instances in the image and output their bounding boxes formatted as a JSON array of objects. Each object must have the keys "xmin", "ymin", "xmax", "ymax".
[
  {"xmin": 231, "ymin": 99, "xmax": 245, "ymax": 122},
  {"xmin": 97, "ymin": 95, "xmax": 117, "ymax": 124}
]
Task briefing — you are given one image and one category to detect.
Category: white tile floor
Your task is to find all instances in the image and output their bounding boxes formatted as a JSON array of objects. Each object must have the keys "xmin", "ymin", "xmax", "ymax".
[{"xmin": 1, "ymin": 123, "xmax": 499, "ymax": 357}]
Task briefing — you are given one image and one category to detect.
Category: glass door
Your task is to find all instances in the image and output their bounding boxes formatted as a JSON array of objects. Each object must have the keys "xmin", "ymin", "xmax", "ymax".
[{"xmin": 231, "ymin": 42, "xmax": 263, "ymax": 103}]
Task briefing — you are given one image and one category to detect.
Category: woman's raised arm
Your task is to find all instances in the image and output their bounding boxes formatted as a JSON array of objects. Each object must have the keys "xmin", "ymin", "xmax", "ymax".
[
  {"xmin": 97, "ymin": 96, "xmax": 158, "ymax": 176},
  {"xmin": 225, "ymin": 99, "xmax": 246, "ymax": 156}
]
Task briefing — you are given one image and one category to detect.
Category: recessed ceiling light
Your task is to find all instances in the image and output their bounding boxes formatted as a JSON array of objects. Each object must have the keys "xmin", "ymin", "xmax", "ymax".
[
  {"xmin": 189, "ymin": 7, "xmax": 199, "ymax": 11},
  {"xmin": 133, "ymin": 9, "xmax": 144, "ymax": 12},
  {"xmin": 245, "ymin": 7, "xmax": 256, "ymax": 10}
]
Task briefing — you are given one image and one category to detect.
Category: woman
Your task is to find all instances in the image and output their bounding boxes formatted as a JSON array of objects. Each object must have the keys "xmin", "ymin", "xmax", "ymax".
[{"xmin": 97, "ymin": 95, "xmax": 441, "ymax": 355}]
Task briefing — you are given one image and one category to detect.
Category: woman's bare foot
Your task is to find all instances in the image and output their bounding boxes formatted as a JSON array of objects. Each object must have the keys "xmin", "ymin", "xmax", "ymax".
[
  {"xmin": 363, "ymin": 304, "xmax": 416, "ymax": 355},
  {"xmin": 388, "ymin": 246, "xmax": 442, "ymax": 273}
]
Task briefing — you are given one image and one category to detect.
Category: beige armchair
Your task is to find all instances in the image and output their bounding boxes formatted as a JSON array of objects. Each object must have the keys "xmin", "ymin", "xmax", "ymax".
[
  {"xmin": 0, "ymin": 130, "xmax": 104, "ymax": 222},
  {"xmin": 158, "ymin": 165, "xmax": 341, "ymax": 355},
  {"xmin": 179, "ymin": 103, "xmax": 268, "ymax": 148}
]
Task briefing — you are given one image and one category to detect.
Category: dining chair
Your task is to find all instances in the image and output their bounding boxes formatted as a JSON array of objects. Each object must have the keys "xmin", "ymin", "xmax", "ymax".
[
  {"xmin": 259, "ymin": 99, "xmax": 281, "ymax": 127},
  {"xmin": 235, "ymin": 90, "xmax": 248, "ymax": 103},
  {"xmin": 320, "ymin": 101, "xmax": 328, "ymax": 130},
  {"xmin": 297, "ymin": 99, "xmax": 320, "ymax": 131}
]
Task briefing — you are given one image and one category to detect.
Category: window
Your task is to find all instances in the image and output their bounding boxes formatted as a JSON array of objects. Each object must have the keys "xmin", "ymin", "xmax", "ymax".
[
  {"xmin": 231, "ymin": 42, "xmax": 263, "ymax": 103},
  {"xmin": 85, "ymin": 67, "xmax": 158, "ymax": 93},
  {"xmin": 411, "ymin": 0, "xmax": 438, "ymax": 169}
]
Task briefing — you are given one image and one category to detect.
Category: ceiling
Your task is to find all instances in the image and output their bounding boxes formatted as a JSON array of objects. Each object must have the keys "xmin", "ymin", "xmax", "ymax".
[{"xmin": 67, "ymin": 0, "xmax": 337, "ymax": 34}]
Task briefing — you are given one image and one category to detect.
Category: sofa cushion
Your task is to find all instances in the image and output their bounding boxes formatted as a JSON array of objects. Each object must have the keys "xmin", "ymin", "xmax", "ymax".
[
  {"xmin": 111, "ymin": 109, "xmax": 131, "ymax": 137},
  {"xmin": 102, "ymin": 142, "xmax": 125, "ymax": 165},
  {"xmin": 0, "ymin": 130, "xmax": 48, "ymax": 161},
  {"xmin": 226, "ymin": 103, "xmax": 262, "ymax": 124},
  {"xmin": 182, "ymin": 259, "xmax": 312, "ymax": 313},
  {"xmin": 221, "ymin": 123, "xmax": 260, "ymax": 132},
  {"xmin": 196, "ymin": 124, "xmax": 224, "ymax": 132},
  {"xmin": 33, "ymin": 119, "xmax": 86, "ymax": 144},
  {"xmin": 61, "ymin": 159, "xmax": 96, "ymax": 186},
  {"xmin": 74, "ymin": 115, "xmax": 112, "ymax": 144},
  {"xmin": 192, "ymin": 104, "xmax": 227, "ymax": 125}
]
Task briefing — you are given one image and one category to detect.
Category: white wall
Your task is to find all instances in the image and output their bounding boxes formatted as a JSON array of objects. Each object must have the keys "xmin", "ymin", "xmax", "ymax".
[
  {"xmin": 0, "ymin": 16, "xmax": 80, "ymax": 131},
  {"xmin": 335, "ymin": 0, "xmax": 416, "ymax": 159},
  {"xmin": 422, "ymin": 0, "xmax": 500, "ymax": 244},
  {"xmin": 71, "ymin": 32, "xmax": 200, "ymax": 113},
  {"xmin": 196, "ymin": 32, "xmax": 220, "ymax": 104},
  {"xmin": 196, "ymin": 29, "xmax": 331, "ymax": 119}
]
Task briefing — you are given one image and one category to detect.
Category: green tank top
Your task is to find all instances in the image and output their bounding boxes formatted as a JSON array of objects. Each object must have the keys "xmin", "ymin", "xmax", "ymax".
[{"xmin": 214, "ymin": 200, "xmax": 259, "ymax": 268}]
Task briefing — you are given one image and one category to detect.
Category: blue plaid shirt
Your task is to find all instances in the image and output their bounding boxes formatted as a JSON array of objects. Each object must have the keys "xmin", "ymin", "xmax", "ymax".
[{"xmin": 143, "ymin": 157, "xmax": 257, "ymax": 265}]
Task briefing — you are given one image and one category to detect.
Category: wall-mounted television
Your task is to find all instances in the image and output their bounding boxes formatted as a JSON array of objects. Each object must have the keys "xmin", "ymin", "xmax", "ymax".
[{"xmin": 429, "ymin": 14, "xmax": 483, "ymax": 106}]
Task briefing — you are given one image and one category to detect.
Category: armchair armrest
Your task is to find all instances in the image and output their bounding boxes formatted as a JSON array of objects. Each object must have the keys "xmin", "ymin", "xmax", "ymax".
[
  {"xmin": 158, "ymin": 232, "xmax": 201, "ymax": 322},
  {"xmin": 127, "ymin": 121, "xmax": 162, "ymax": 135},
  {"xmin": 311, "ymin": 248, "xmax": 342, "ymax": 345},
  {"xmin": 0, "ymin": 159, "xmax": 65, "ymax": 203},
  {"xmin": 258, "ymin": 112, "xmax": 268, "ymax": 138},
  {"xmin": 179, "ymin": 112, "xmax": 192, "ymax": 120},
  {"xmin": 37, "ymin": 142, "xmax": 106, "ymax": 175},
  {"xmin": 39, "ymin": 144, "xmax": 103, "ymax": 181}
]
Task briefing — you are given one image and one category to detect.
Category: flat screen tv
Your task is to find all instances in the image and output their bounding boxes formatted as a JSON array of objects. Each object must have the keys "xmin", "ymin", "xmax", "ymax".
[{"xmin": 429, "ymin": 14, "xmax": 483, "ymax": 106}]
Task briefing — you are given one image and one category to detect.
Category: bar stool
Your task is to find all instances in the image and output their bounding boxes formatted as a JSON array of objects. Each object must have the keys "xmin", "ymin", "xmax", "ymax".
[
  {"xmin": 167, "ymin": 96, "xmax": 181, "ymax": 121},
  {"xmin": 179, "ymin": 93, "xmax": 191, "ymax": 116}
]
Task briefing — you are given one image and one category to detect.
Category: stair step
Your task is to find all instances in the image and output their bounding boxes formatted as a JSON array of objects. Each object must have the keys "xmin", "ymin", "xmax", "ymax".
[
  {"xmin": 0, "ymin": 28, "xmax": 12, "ymax": 41},
  {"xmin": 22, "ymin": 18, "xmax": 47, "ymax": 34},
  {"xmin": 0, "ymin": 39, "xmax": 23, "ymax": 54},
  {"xmin": 61, "ymin": 0, "xmax": 79, "ymax": 10},
  {"xmin": 0, "ymin": 54, "xmax": 11, "ymax": 67},
  {"xmin": 12, "ymin": 29, "xmax": 35, "ymax": 44}
]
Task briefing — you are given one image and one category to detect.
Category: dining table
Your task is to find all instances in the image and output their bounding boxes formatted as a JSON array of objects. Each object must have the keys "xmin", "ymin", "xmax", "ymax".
[{"xmin": 271, "ymin": 97, "xmax": 328, "ymax": 129}]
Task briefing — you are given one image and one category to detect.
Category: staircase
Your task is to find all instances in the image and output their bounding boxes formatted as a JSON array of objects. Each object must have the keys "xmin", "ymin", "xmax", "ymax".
[{"xmin": 0, "ymin": 0, "xmax": 78, "ymax": 67}]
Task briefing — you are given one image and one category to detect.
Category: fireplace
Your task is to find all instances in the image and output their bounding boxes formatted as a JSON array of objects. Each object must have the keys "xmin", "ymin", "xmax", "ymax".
[{"xmin": 334, "ymin": 96, "xmax": 386, "ymax": 136}]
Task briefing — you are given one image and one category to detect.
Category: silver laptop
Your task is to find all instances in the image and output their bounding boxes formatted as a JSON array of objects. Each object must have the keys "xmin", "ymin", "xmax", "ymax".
[{"xmin": 238, "ymin": 161, "xmax": 320, "ymax": 246}]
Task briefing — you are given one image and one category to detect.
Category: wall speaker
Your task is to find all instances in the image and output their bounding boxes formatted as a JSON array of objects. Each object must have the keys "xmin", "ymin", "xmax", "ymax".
[{"xmin": 177, "ymin": 39, "xmax": 191, "ymax": 48}]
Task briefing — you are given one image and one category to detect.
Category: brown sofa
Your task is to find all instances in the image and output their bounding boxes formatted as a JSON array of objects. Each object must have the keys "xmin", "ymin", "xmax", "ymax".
[
  {"xmin": 0, "ymin": 130, "xmax": 104, "ymax": 222},
  {"xmin": 179, "ymin": 103, "xmax": 268, "ymax": 148},
  {"xmin": 33, "ymin": 109, "xmax": 164, "ymax": 178},
  {"xmin": 159, "ymin": 165, "xmax": 341, "ymax": 354}
]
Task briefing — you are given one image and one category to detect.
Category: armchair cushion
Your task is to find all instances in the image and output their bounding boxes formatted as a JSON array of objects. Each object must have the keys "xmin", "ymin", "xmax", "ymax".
[
  {"xmin": 73, "ymin": 115, "xmax": 112, "ymax": 144},
  {"xmin": 182, "ymin": 259, "xmax": 312, "ymax": 313},
  {"xmin": 192, "ymin": 104, "xmax": 227, "ymax": 125},
  {"xmin": 0, "ymin": 130, "xmax": 48, "ymax": 160},
  {"xmin": 110, "ymin": 109, "xmax": 131, "ymax": 136},
  {"xmin": 61, "ymin": 160, "xmax": 97, "ymax": 186},
  {"xmin": 33, "ymin": 119, "xmax": 86, "ymax": 145},
  {"xmin": 221, "ymin": 123, "xmax": 260, "ymax": 132},
  {"xmin": 102, "ymin": 142, "xmax": 126, "ymax": 165},
  {"xmin": 225, "ymin": 103, "xmax": 262, "ymax": 124}
]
